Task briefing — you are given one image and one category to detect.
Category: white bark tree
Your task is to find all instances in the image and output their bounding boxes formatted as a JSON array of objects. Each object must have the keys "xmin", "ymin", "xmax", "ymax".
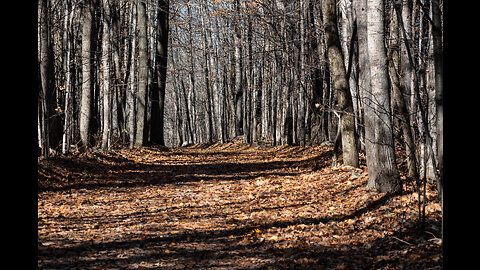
[
  {"xmin": 366, "ymin": 0, "xmax": 401, "ymax": 192},
  {"xmin": 101, "ymin": 0, "xmax": 112, "ymax": 150},
  {"xmin": 80, "ymin": 2, "xmax": 93, "ymax": 148}
]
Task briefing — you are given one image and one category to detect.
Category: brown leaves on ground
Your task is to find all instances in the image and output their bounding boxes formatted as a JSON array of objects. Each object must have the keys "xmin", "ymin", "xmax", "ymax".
[{"xmin": 38, "ymin": 142, "xmax": 442, "ymax": 269}]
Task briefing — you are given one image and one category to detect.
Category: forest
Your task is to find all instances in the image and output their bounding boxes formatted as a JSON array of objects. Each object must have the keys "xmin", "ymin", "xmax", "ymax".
[{"xmin": 38, "ymin": 0, "xmax": 443, "ymax": 268}]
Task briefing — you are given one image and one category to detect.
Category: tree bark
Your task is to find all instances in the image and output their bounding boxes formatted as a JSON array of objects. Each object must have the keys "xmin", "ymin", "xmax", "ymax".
[
  {"xmin": 80, "ymin": 2, "xmax": 93, "ymax": 148},
  {"xmin": 62, "ymin": 3, "xmax": 74, "ymax": 154},
  {"xmin": 298, "ymin": 0, "xmax": 307, "ymax": 146},
  {"xmin": 400, "ymin": 0, "xmax": 413, "ymax": 111},
  {"xmin": 127, "ymin": 3, "xmax": 137, "ymax": 149},
  {"xmin": 135, "ymin": 0, "xmax": 148, "ymax": 147},
  {"xmin": 200, "ymin": 2, "xmax": 214, "ymax": 143},
  {"xmin": 431, "ymin": 0, "xmax": 443, "ymax": 238},
  {"xmin": 354, "ymin": 0, "xmax": 377, "ymax": 179},
  {"xmin": 234, "ymin": 0, "xmax": 243, "ymax": 137},
  {"xmin": 150, "ymin": 0, "xmax": 169, "ymax": 146},
  {"xmin": 322, "ymin": 0, "xmax": 359, "ymax": 167},
  {"xmin": 366, "ymin": 0, "xmax": 401, "ymax": 192},
  {"xmin": 101, "ymin": 0, "xmax": 112, "ymax": 150},
  {"xmin": 38, "ymin": 0, "xmax": 60, "ymax": 155},
  {"xmin": 388, "ymin": 4, "xmax": 419, "ymax": 181}
]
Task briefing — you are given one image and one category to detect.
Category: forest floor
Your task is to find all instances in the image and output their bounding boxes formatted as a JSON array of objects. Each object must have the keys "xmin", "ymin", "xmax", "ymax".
[{"xmin": 38, "ymin": 142, "xmax": 442, "ymax": 269}]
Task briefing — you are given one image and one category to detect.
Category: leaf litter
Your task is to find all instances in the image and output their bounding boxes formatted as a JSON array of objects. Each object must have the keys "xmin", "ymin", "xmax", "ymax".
[{"xmin": 38, "ymin": 142, "xmax": 442, "ymax": 269}]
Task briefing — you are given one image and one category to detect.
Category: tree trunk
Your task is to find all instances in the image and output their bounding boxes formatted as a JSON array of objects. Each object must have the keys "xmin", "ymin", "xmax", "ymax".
[
  {"xmin": 62, "ymin": 4, "xmax": 74, "ymax": 154},
  {"xmin": 127, "ymin": 3, "xmax": 137, "ymax": 149},
  {"xmin": 101, "ymin": 0, "xmax": 112, "ymax": 150},
  {"xmin": 244, "ymin": 11, "xmax": 253, "ymax": 144},
  {"xmin": 200, "ymin": 2, "xmax": 214, "ymax": 143},
  {"xmin": 150, "ymin": 0, "xmax": 169, "ymax": 146},
  {"xmin": 233, "ymin": 0, "xmax": 243, "ymax": 138},
  {"xmin": 211, "ymin": 15, "xmax": 223, "ymax": 143},
  {"xmin": 298, "ymin": 0, "xmax": 307, "ymax": 146},
  {"xmin": 354, "ymin": 0, "xmax": 377, "ymax": 179},
  {"xmin": 322, "ymin": 0, "xmax": 359, "ymax": 168},
  {"xmin": 388, "ymin": 4, "xmax": 419, "ymax": 181},
  {"xmin": 366, "ymin": 0, "xmax": 401, "ymax": 192},
  {"xmin": 431, "ymin": 0, "xmax": 443, "ymax": 238},
  {"xmin": 135, "ymin": 0, "xmax": 148, "ymax": 147},
  {"xmin": 80, "ymin": 2, "xmax": 93, "ymax": 148},
  {"xmin": 186, "ymin": 3, "xmax": 198, "ymax": 143},
  {"xmin": 400, "ymin": 0, "xmax": 413, "ymax": 111},
  {"xmin": 340, "ymin": 0, "xmax": 360, "ymax": 142},
  {"xmin": 38, "ymin": 0, "xmax": 60, "ymax": 155}
]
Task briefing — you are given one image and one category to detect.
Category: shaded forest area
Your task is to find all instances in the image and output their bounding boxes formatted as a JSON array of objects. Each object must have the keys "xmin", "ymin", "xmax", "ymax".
[
  {"xmin": 38, "ymin": 143, "xmax": 442, "ymax": 269},
  {"xmin": 38, "ymin": 0, "xmax": 444, "ymax": 268}
]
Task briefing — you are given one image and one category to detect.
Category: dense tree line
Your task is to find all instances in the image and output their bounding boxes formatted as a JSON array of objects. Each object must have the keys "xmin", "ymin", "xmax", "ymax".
[
  {"xmin": 38, "ymin": 0, "xmax": 169, "ymax": 154},
  {"xmin": 38, "ymin": 0, "xmax": 443, "ymax": 198}
]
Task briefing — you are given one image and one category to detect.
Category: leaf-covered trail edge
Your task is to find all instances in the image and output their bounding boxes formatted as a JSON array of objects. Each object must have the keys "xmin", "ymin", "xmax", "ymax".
[{"xmin": 38, "ymin": 142, "xmax": 442, "ymax": 269}]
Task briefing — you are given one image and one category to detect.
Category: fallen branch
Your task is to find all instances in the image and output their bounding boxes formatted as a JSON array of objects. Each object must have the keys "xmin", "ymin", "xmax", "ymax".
[{"xmin": 392, "ymin": 236, "xmax": 412, "ymax": 246}]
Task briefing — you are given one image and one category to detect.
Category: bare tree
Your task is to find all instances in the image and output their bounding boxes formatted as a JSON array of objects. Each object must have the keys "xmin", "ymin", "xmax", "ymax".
[
  {"xmin": 431, "ymin": 0, "xmax": 443, "ymax": 237},
  {"xmin": 388, "ymin": 2, "xmax": 419, "ymax": 181},
  {"xmin": 135, "ymin": 0, "xmax": 148, "ymax": 147},
  {"xmin": 38, "ymin": 0, "xmax": 61, "ymax": 155},
  {"xmin": 366, "ymin": 0, "xmax": 401, "ymax": 192},
  {"xmin": 127, "ymin": 2, "xmax": 137, "ymax": 149},
  {"xmin": 80, "ymin": 1, "xmax": 93, "ymax": 148},
  {"xmin": 101, "ymin": 0, "xmax": 112, "ymax": 150},
  {"xmin": 150, "ymin": 0, "xmax": 170, "ymax": 146},
  {"xmin": 353, "ymin": 0, "xmax": 377, "ymax": 178},
  {"xmin": 322, "ymin": 0, "xmax": 358, "ymax": 167}
]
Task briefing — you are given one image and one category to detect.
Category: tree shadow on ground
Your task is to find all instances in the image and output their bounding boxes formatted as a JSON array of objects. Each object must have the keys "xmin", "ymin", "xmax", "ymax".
[
  {"xmin": 38, "ymin": 192, "xmax": 440, "ymax": 269},
  {"xmin": 38, "ymin": 147, "xmax": 333, "ymax": 193},
  {"xmin": 38, "ymin": 146, "xmax": 441, "ymax": 269}
]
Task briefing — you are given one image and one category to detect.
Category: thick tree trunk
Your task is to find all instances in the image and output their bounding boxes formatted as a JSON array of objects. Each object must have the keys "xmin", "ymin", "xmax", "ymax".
[
  {"xmin": 38, "ymin": 0, "xmax": 60, "ymax": 155},
  {"xmin": 80, "ymin": 3, "xmax": 93, "ymax": 148},
  {"xmin": 322, "ymin": 0, "xmax": 359, "ymax": 168},
  {"xmin": 150, "ymin": 0, "xmax": 169, "ymax": 146},
  {"xmin": 135, "ymin": 0, "xmax": 148, "ymax": 147},
  {"xmin": 400, "ymin": 0, "xmax": 413, "ymax": 111},
  {"xmin": 354, "ymin": 0, "xmax": 377, "ymax": 181},
  {"xmin": 340, "ymin": 0, "xmax": 360, "ymax": 141},
  {"xmin": 366, "ymin": 0, "xmax": 401, "ymax": 192}
]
